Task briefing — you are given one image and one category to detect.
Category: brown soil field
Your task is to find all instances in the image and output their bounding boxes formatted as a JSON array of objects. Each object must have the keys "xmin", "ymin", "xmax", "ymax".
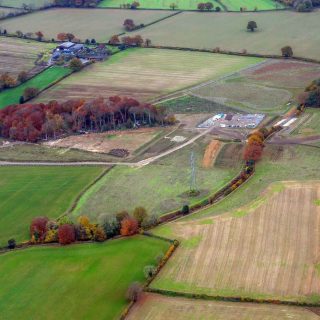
[
  {"xmin": 214, "ymin": 143, "xmax": 244, "ymax": 168},
  {"xmin": 43, "ymin": 128, "xmax": 161, "ymax": 155},
  {"xmin": 0, "ymin": 37, "xmax": 53, "ymax": 77},
  {"xmin": 202, "ymin": 140, "xmax": 221, "ymax": 168},
  {"xmin": 0, "ymin": 8, "xmax": 172, "ymax": 42},
  {"xmin": 127, "ymin": 293, "xmax": 320, "ymax": 320},
  {"xmin": 152, "ymin": 181, "xmax": 320, "ymax": 303},
  {"xmin": 243, "ymin": 60, "xmax": 320, "ymax": 89},
  {"xmin": 34, "ymin": 48, "xmax": 262, "ymax": 103}
]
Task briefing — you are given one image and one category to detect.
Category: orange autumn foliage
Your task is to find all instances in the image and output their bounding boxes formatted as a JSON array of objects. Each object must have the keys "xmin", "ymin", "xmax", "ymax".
[{"xmin": 120, "ymin": 217, "xmax": 139, "ymax": 236}]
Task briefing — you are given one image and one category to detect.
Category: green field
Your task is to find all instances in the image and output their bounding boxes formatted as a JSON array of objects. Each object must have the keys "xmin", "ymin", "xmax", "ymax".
[
  {"xmin": 99, "ymin": 0, "xmax": 222, "ymax": 10},
  {"xmin": 34, "ymin": 48, "xmax": 262, "ymax": 103},
  {"xmin": 99, "ymin": 0, "xmax": 282, "ymax": 10},
  {"xmin": 0, "ymin": 66, "xmax": 71, "ymax": 108},
  {"xmin": 131, "ymin": 10, "xmax": 320, "ymax": 60},
  {"xmin": 221, "ymin": 0, "xmax": 283, "ymax": 10},
  {"xmin": 0, "ymin": 8, "xmax": 172, "ymax": 42},
  {"xmin": 0, "ymin": 166, "xmax": 104, "ymax": 246},
  {"xmin": 291, "ymin": 109, "xmax": 320, "ymax": 136},
  {"xmin": 73, "ymin": 138, "xmax": 241, "ymax": 219},
  {"xmin": 0, "ymin": 0, "xmax": 53, "ymax": 8},
  {"xmin": 0, "ymin": 236, "xmax": 169, "ymax": 319}
]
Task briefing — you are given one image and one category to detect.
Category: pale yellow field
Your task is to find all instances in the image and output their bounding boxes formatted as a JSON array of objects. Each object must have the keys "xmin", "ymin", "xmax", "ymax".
[
  {"xmin": 152, "ymin": 181, "xmax": 320, "ymax": 303},
  {"xmin": 127, "ymin": 293, "xmax": 320, "ymax": 320},
  {"xmin": 0, "ymin": 37, "xmax": 53, "ymax": 77},
  {"xmin": 35, "ymin": 48, "xmax": 262, "ymax": 103}
]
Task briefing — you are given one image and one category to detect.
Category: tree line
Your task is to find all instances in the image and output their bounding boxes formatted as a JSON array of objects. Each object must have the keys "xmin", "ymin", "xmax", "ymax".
[
  {"xmin": 0, "ymin": 96, "xmax": 174, "ymax": 142},
  {"xmin": 298, "ymin": 78, "xmax": 320, "ymax": 107}
]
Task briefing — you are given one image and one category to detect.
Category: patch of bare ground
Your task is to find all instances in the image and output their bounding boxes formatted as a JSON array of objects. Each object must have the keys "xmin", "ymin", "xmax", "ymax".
[
  {"xmin": 152, "ymin": 181, "xmax": 320, "ymax": 303},
  {"xmin": 175, "ymin": 113, "xmax": 212, "ymax": 130},
  {"xmin": 42, "ymin": 128, "xmax": 161, "ymax": 156},
  {"xmin": 202, "ymin": 140, "xmax": 221, "ymax": 168},
  {"xmin": 214, "ymin": 143, "xmax": 244, "ymax": 169},
  {"xmin": 127, "ymin": 293, "xmax": 319, "ymax": 320}
]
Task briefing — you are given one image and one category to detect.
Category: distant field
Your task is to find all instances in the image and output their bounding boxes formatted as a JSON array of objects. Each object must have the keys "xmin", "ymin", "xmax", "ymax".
[
  {"xmin": 99, "ymin": 0, "xmax": 222, "ymax": 10},
  {"xmin": 128, "ymin": 293, "xmax": 319, "ymax": 320},
  {"xmin": 73, "ymin": 137, "xmax": 241, "ymax": 219},
  {"xmin": 0, "ymin": 0, "xmax": 53, "ymax": 8},
  {"xmin": 0, "ymin": 37, "xmax": 54, "ymax": 78},
  {"xmin": 152, "ymin": 180, "xmax": 320, "ymax": 303},
  {"xmin": 0, "ymin": 236, "xmax": 169, "ymax": 319},
  {"xmin": 0, "ymin": 166, "xmax": 103, "ymax": 246},
  {"xmin": 131, "ymin": 11, "xmax": 320, "ymax": 60},
  {"xmin": 0, "ymin": 6, "xmax": 24, "ymax": 15},
  {"xmin": 35, "ymin": 48, "xmax": 262, "ymax": 103},
  {"xmin": 221, "ymin": 0, "xmax": 283, "ymax": 10},
  {"xmin": 0, "ymin": 8, "xmax": 172, "ymax": 42},
  {"xmin": 0, "ymin": 66, "xmax": 71, "ymax": 108}
]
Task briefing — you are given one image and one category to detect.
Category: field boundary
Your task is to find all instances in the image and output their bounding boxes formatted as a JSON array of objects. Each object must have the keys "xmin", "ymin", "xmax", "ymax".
[
  {"xmin": 145, "ymin": 288, "xmax": 320, "ymax": 307},
  {"xmin": 145, "ymin": 45, "xmax": 320, "ymax": 64},
  {"xmin": 63, "ymin": 165, "xmax": 115, "ymax": 217}
]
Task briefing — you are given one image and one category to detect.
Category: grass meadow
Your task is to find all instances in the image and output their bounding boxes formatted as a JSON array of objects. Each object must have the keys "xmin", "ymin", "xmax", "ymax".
[
  {"xmin": 35, "ymin": 48, "xmax": 262, "ymax": 103},
  {"xmin": 73, "ymin": 138, "xmax": 241, "ymax": 219},
  {"xmin": 0, "ymin": 166, "xmax": 104, "ymax": 246},
  {"xmin": 131, "ymin": 10, "xmax": 320, "ymax": 60},
  {"xmin": 99, "ymin": 0, "xmax": 222, "ymax": 10},
  {"xmin": 0, "ymin": 8, "xmax": 172, "ymax": 42},
  {"xmin": 0, "ymin": 236, "xmax": 169, "ymax": 319},
  {"xmin": 0, "ymin": 66, "xmax": 71, "ymax": 108}
]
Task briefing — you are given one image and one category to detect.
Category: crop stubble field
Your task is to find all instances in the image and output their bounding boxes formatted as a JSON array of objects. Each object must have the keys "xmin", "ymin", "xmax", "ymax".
[
  {"xmin": 152, "ymin": 181, "xmax": 320, "ymax": 302},
  {"xmin": 35, "ymin": 48, "xmax": 262, "ymax": 102},
  {"xmin": 0, "ymin": 8, "xmax": 173, "ymax": 42},
  {"xmin": 0, "ymin": 236, "xmax": 169, "ymax": 320},
  {"xmin": 127, "ymin": 293, "xmax": 319, "ymax": 319},
  {"xmin": 0, "ymin": 37, "xmax": 54, "ymax": 77},
  {"xmin": 0, "ymin": 166, "xmax": 104, "ymax": 246},
  {"xmin": 131, "ymin": 11, "xmax": 320, "ymax": 60}
]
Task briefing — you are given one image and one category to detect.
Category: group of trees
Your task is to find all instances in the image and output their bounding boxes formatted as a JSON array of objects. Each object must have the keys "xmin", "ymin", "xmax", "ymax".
[
  {"xmin": 0, "ymin": 71, "xmax": 28, "ymax": 92},
  {"xmin": 243, "ymin": 128, "xmax": 268, "ymax": 162},
  {"xmin": 98, "ymin": 206, "xmax": 158, "ymax": 238},
  {"xmin": 30, "ymin": 215, "xmax": 106, "ymax": 245},
  {"xmin": 197, "ymin": 2, "xmax": 221, "ymax": 11},
  {"xmin": 298, "ymin": 78, "xmax": 320, "ymax": 107},
  {"xmin": 276, "ymin": 0, "xmax": 318, "ymax": 11},
  {"xmin": 54, "ymin": 0, "xmax": 101, "ymax": 7},
  {"xmin": 57, "ymin": 32, "xmax": 77, "ymax": 41},
  {"xmin": 119, "ymin": 1, "xmax": 140, "ymax": 9},
  {"xmin": 0, "ymin": 96, "xmax": 172, "ymax": 142},
  {"xmin": 109, "ymin": 34, "xmax": 148, "ymax": 47},
  {"xmin": 27, "ymin": 206, "xmax": 157, "ymax": 246}
]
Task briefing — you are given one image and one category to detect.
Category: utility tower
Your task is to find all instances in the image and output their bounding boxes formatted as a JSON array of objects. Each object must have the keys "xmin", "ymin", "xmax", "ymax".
[{"xmin": 190, "ymin": 151, "xmax": 197, "ymax": 192}]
